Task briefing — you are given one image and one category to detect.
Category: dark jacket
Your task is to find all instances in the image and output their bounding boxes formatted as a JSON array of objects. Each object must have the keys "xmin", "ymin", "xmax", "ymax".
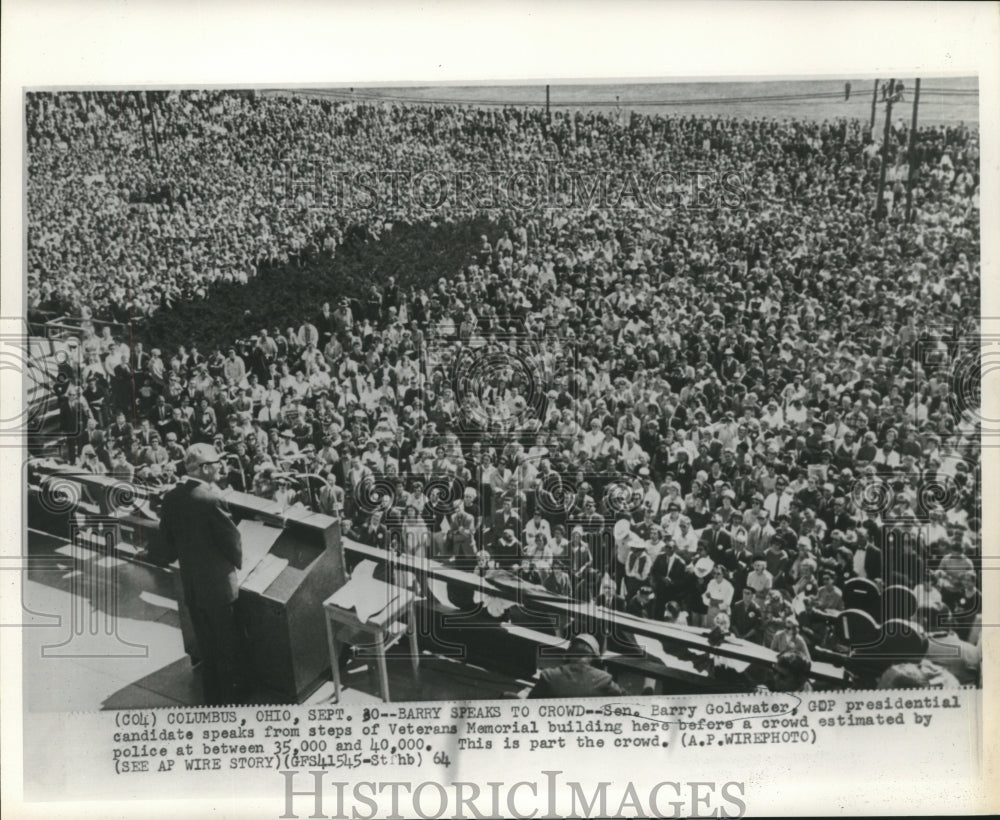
[
  {"xmin": 730, "ymin": 599, "xmax": 763, "ymax": 642},
  {"xmin": 650, "ymin": 551, "xmax": 688, "ymax": 601},
  {"xmin": 701, "ymin": 526, "xmax": 734, "ymax": 565},
  {"xmin": 529, "ymin": 662, "xmax": 624, "ymax": 698},
  {"xmin": 158, "ymin": 478, "xmax": 243, "ymax": 605}
]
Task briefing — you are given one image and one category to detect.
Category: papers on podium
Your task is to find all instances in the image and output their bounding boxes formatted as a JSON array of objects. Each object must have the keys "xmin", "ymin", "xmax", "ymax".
[
  {"xmin": 236, "ymin": 518, "xmax": 283, "ymax": 584},
  {"xmin": 241, "ymin": 553, "xmax": 289, "ymax": 595}
]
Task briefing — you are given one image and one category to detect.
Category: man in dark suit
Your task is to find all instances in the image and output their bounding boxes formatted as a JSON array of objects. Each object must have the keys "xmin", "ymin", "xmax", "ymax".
[
  {"xmin": 488, "ymin": 496, "xmax": 521, "ymax": 552},
  {"xmin": 528, "ymin": 634, "xmax": 624, "ymax": 698},
  {"xmin": 129, "ymin": 342, "xmax": 147, "ymax": 389},
  {"xmin": 730, "ymin": 587, "xmax": 763, "ymax": 643},
  {"xmin": 149, "ymin": 394, "xmax": 173, "ymax": 435},
  {"xmin": 164, "ymin": 407, "xmax": 193, "ymax": 446},
  {"xmin": 108, "ymin": 410, "xmax": 134, "ymax": 453},
  {"xmin": 625, "ymin": 584, "xmax": 657, "ymax": 620},
  {"xmin": 701, "ymin": 513, "xmax": 737, "ymax": 570},
  {"xmin": 855, "ymin": 528, "xmax": 883, "ymax": 583},
  {"xmin": 158, "ymin": 443, "xmax": 246, "ymax": 705},
  {"xmin": 649, "ymin": 538, "xmax": 688, "ymax": 620}
]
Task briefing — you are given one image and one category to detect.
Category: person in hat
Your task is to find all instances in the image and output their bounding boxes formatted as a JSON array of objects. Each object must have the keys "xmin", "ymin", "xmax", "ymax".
[
  {"xmin": 626, "ymin": 583, "xmax": 657, "ymax": 619},
  {"xmin": 528, "ymin": 633, "xmax": 624, "ymax": 699},
  {"xmin": 623, "ymin": 531, "xmax": 655, "ymax": 598},
  {"xmin": 273, "ymin": 473, "xmax": 300, "ymax": 508},
  {"xmin": 770, "ymin": 615, "xmax": 811, "ymax": 661},
  {"xmin": 155, "ymin": 443, "xmax": 246, "ymax": 705},
  {"xmin": 360, "ymin": 438, "xmax": 384, "ymax": 472}
]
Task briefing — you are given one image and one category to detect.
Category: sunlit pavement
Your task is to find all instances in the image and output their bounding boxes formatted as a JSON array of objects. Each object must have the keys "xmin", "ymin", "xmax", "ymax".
[{"xmin": 23, "ymin": 530, "xmax": 525, "ymax": 711}]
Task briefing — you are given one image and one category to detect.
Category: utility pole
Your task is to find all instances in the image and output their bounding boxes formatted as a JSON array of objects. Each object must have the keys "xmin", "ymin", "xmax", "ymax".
[
  {"xmin": 870, "ymin": 78, "xmax": 879, "ymax": 131},
  {"xmin": 144, "ymin": 91, "xmax": 161, "ymax": 162},
  {"xmin": 874, "ymin": 79, "xmax": 895, "ymax": 223},
  {"xmin": 136, "ymin": 91, "xmax": 150, "ymax": 160},
  {"xmin": 905, "ymin": 78, "xmax": 921, "ymax": 223},
  {"xmin": 545, "ymin": 84, "xmax": 550, "ymax": 122}
]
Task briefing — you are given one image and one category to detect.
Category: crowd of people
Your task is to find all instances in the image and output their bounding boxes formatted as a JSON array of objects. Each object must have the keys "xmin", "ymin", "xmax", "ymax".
[{"xmin": 32, "ymin": 88, "xmax": 982, "ymax": 690}]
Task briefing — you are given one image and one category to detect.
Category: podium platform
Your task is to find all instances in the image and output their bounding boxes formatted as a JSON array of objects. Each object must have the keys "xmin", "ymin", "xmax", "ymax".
[{"xmin": 26, "ymin": 464, "xmax": 350, "ymax": 704}]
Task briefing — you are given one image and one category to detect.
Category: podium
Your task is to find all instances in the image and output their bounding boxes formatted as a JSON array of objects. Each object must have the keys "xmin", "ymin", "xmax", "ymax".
[
  {"xmin": 323, "ymin": 576, "xmax": 420, "ymax": 703},
  {"xmin": 25, "ymin": 467, "xmax": 351, "ymax": 703},
  {"xmin": 219, "ymin": 493, "xmax": 347, "ymax": 703}
]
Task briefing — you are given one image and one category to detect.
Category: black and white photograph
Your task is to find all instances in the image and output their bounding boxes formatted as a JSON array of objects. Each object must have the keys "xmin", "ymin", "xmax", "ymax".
[
  {"xmin": 21, "ymin": 75, "xmax": 983, "ymax": 707},
  {"xmin": 3, "ymin": 2, "xmax": 998, "ymax": 818}
]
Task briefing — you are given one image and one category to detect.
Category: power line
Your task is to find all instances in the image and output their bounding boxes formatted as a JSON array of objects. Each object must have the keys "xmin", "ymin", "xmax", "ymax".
[
  {"xmin": 920, "ymin": 87, "xmax": 978, "ymax": 95},
  {"xmin": 288, "ymin": 86, "xmax": 976, "ymax": 111},
  {"xmin": 291, "ymin": 88, "xmax": 855, "ymax": 110}
]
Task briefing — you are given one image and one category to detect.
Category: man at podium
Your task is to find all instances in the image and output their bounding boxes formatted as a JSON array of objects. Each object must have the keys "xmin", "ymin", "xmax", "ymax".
[{"xmin": 159, "ymin": 443, "xmax": 246, "ymax": 705}]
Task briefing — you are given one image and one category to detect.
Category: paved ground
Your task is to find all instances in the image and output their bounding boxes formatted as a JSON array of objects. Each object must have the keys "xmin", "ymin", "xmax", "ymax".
[{"xmin": 23, "ymin": 530, "xmax": 524, "ymax": 712}]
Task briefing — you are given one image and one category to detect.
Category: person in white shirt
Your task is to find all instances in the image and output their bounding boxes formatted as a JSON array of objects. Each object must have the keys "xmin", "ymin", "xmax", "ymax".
[
  {"xmin": 273, "ymin": 476, "xmax": 300, "ymax": 509},
  {"xmin": 785, "ymin": 398, "xmax": 808, "ymax": 428},
  {"xmin": 277, "ymin": 430, "xmax": 300, "ymax": 458},
  {"xmin": 782, "ymin": 376, "xmax": 808, "ymax": 404},
  {"xmin": 571, "ymin": 430, "xmax": 593, "ymax": 462},
  {"xmin": 621, "ymin": 432, "xmax": 648, "ymax": 473},
  {"xmin": 548, "ymin": 525, "xmax": 569, "ymax": 562},
  {"xmin": 762, "ymin": 474, "xmax": 793, "ymax": 521},
  {"xmin": 703, "ymin": 565, "xmax": 735, "ymax": 627},
  {"xmin": 640, "ymin": 472, "xmax": 661, "ymax": 518},
  {"xmin": 616, "ymin": 409, "xmax": 642, "ymax": 438},
  {"xmin": 595, "ymin": 427, "xmax": 621, "ymax": 459},
  {"xmin": 824, "ymin": 411, "xmax": 850, "ymax": 446},
  {"xmin": 582, "ymin": 418, "xmax": 605, "ymax": 454},
  {"xmin": 308, "ymin": 363, "xmax": 332, "ymax": 392},
  {"xmin": 644, "ymin": 525, "xmax": 666, "ymax": 562},
  {"xmin": 674, "ymin": 517, "xmax": 699, "ymax": 558},
  {"xmin": 924, "ymin": 508, "xmax": 949, "ymax": 546},
  {"xmin": 258, "ymin": 381, "xmax": 283, "ymax": 423},
  {"xmin": 523, "ymin": 511, "xmax": 552, "ymax": 548},
  {"xmin": 556, "ymin": 409, "xmax": 581, "ymax": 440},
  {"xmin": 526, "ymin": 434, "xmax": 550, "ymax": 461},
  {"xmin": 714, "ymin": 412, "xmax": 739, "ymax": 451},
  {"xmin": 522, "ymin": 531, "xmax": 554, "ymax": 563},
  {"xmin": 745, "ymin": 559, "xmax": 774, "ymax": 598}
]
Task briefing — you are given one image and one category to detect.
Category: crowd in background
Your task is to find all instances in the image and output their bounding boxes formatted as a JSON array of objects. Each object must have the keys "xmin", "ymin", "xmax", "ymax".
[{"xmin": 31, "ymin": 90, "xmax": 981, "ymax": 688}]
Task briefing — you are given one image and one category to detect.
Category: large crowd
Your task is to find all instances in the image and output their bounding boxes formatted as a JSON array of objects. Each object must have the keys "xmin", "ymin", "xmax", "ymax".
[{"xmin": 31, "ymin": 89, "xmax": 982, "ymax": 690}]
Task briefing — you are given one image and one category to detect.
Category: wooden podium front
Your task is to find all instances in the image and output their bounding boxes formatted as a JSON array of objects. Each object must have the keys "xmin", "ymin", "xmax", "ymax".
[
  {"xmin": 218, "ymin": 493, "xmax": 347, "ymax": 703},
  {"xmin": 25, "ymin": 464, "xmax": 351, "ymax": 703}
]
